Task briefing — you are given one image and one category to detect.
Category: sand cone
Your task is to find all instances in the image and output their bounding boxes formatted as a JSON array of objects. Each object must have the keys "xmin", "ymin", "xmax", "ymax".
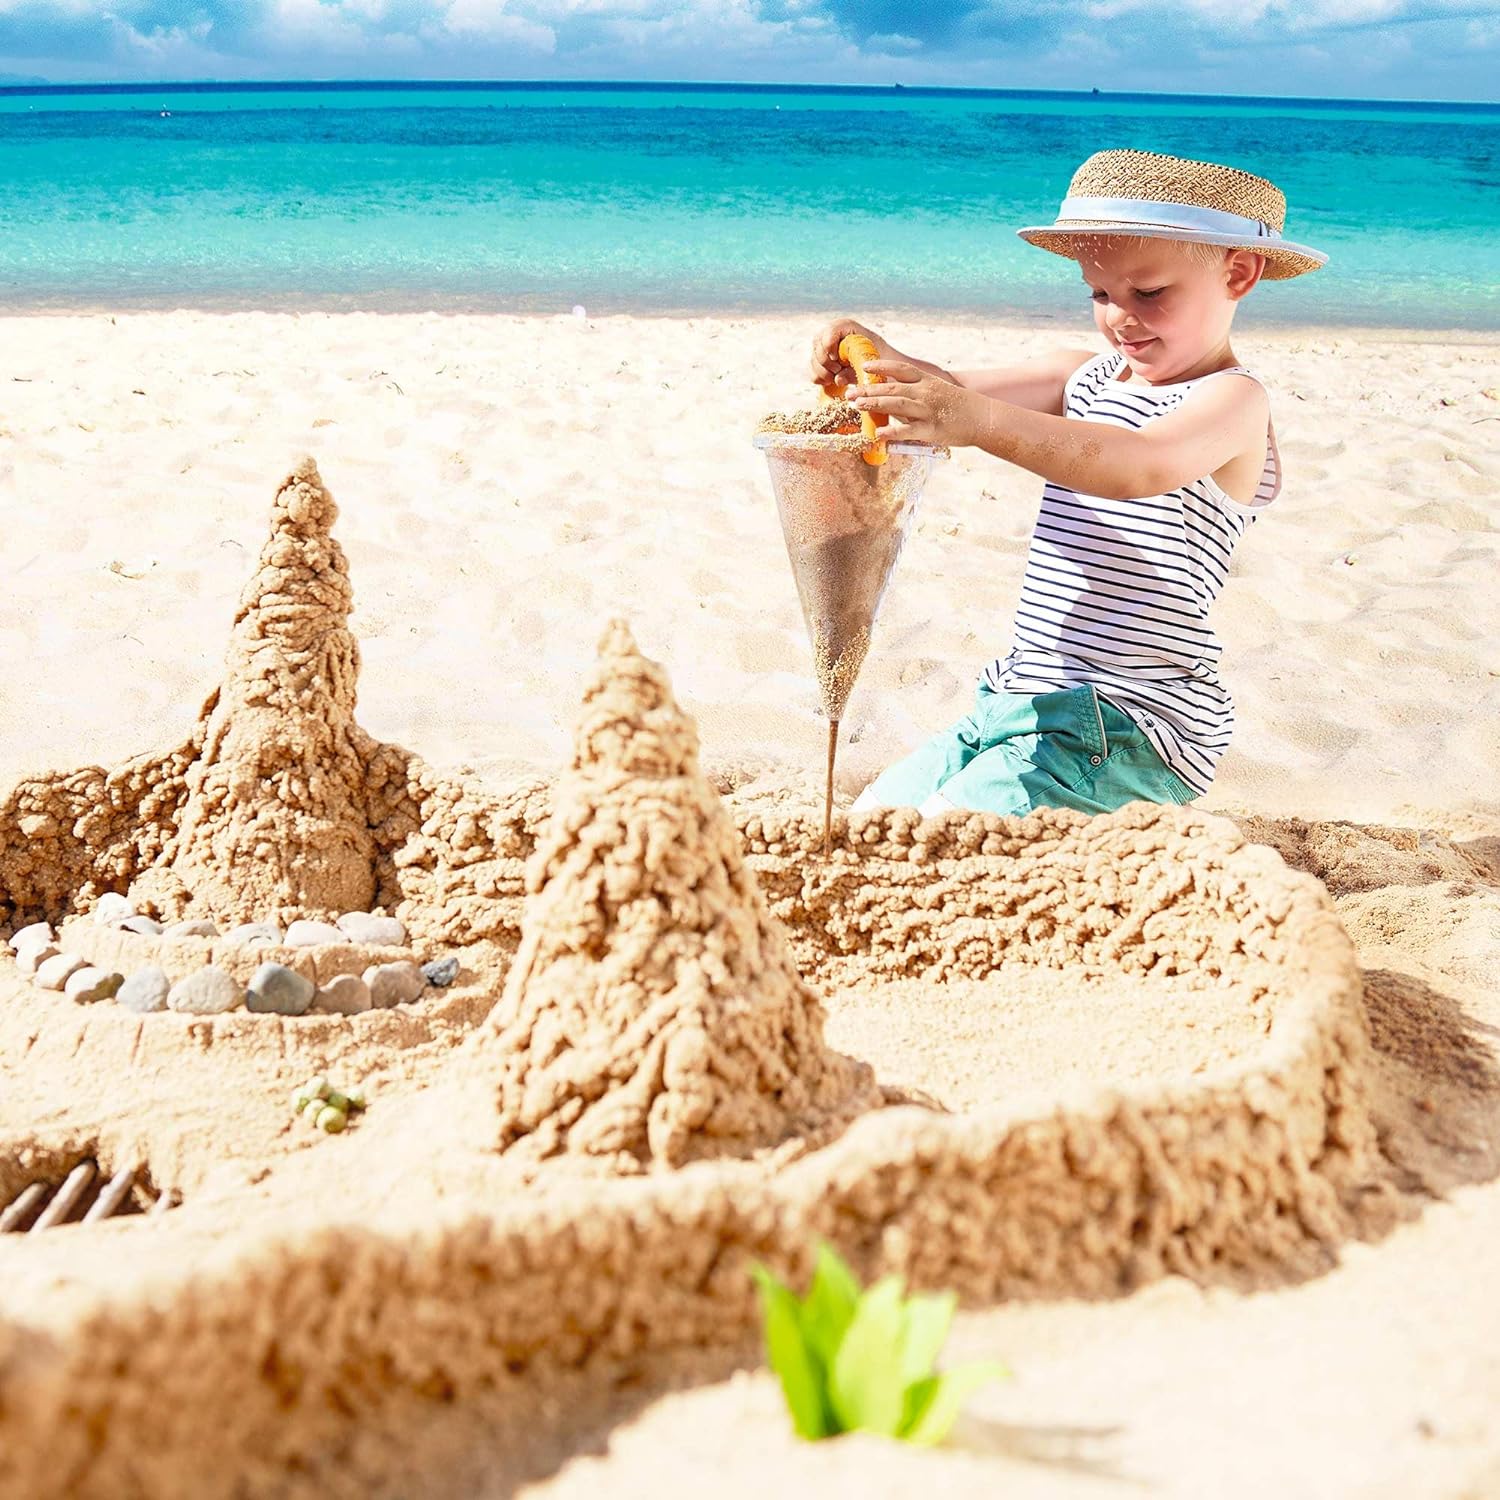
[
  {"xmin": 133, "ymin": 458, "xmax": 378, "ymax": 925},
  {"xmin": 481, "ymin": 620, "xmax": 879, "ymax": 1170}
]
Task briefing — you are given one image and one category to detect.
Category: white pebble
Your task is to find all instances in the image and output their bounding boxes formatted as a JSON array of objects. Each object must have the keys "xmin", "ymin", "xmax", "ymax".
[
  {"xmin": 167, "ymin": 965, "xmax": 244, "ymax": 1015},
  {"xmin": 13, "ymin": 930, "xmax": 57, "ymax": 963},
  {"xmin": 164, "ymin": 919, "xmax": 220, "ymax": 939},
  {"xmin": 363, "ymin": 960, "xmax": 425, "ymax": 1008},
  {"xmin": 36, "ymin": 952, "xmax": 88, "ymax": 990},
  {"xmin": 9, "ymin": 921, "xmax": 55, "ymax": 953},
  {"xmin": 224, "ymin": 921, "xmax": 282, "ymax": 946},
  {"xmin": 65, "ymin": 966, "xmax": 124, "ymax": 1004},
  {"xmin": 120, "ymin": 915, "xmax": 165, "ymax": 937},
  {"xmin": 285, "ymin": 919, "xmax": 348, "ymax": 948},
  {"xmin": 95, "ymin": 893, "xmax": 136, "ymax": 926},
  {"xmin": 17, "ymin": 943, "xmax": 59, "ymax": 977},
  {"xmin": 336, "ymin": 912, "xmax": 407, "ymax": 946},
  {"xmin": 117, "ymin": 967, "xmax": 170, "ymax": 1013}
]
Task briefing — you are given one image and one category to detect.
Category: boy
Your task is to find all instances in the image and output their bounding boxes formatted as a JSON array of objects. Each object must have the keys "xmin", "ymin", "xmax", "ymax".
[{"xmin": 812, "ymin": 148, "xmax": 1327, "ymax": 819}]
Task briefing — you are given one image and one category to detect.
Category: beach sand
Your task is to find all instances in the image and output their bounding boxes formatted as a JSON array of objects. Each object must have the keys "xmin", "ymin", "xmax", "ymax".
[{"xmin": 1, "ymin": 310, "xmax": 1497, "ymax": 1498}]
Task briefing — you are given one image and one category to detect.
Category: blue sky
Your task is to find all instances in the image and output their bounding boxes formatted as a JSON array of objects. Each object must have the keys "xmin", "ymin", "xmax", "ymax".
[{"xmin": 0, "ymin": 0, "xmax": 1496, "ymax": 100}]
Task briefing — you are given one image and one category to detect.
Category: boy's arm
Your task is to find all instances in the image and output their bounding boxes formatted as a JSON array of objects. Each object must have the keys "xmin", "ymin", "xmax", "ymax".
[
  {"xmin": 851, "ymin": 349, "xmax": 1094, "ymax": 415},
  {"xmin": 947, "ymin": 347, "xmax": 1099, "ymax": 415},
  {"xmin": 855, "ymin": 362, "xmax": 1270, "ymax": 502},
  {"xmin": 810, "ymin": 319, "xmax": 1095, "ymax": 416}
]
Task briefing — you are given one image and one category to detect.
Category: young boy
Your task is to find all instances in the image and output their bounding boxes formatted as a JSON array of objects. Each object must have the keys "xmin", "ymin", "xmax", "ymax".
[{"xmin": 813, "ymin": 148, "xmax": 1327, "ymax": 820}]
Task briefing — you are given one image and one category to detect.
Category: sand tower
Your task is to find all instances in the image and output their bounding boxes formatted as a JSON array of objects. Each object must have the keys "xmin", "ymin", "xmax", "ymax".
[
  {"xmin": 480, "ymin": 621, "xmax": 882, "ymax": 1170},
  {"xmin": 130, "ymin": 459, "xmax": 378, "ymax": 925}
]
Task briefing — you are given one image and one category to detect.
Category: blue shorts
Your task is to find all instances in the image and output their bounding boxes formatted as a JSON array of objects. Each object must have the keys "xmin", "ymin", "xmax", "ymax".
[{"xmin": 853, "ymin": 682, "xmax": 1199, "ymax": 818}]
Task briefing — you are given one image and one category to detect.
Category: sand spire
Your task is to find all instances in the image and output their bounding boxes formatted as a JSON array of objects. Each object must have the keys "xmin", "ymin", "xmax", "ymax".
[
  {"xmin": 482, "ymin": 620, "xmax": 880, "ymax": 1170},
  {"xmin": 134, "ymin": 458, "xmax": 377, "ymax": 924}
]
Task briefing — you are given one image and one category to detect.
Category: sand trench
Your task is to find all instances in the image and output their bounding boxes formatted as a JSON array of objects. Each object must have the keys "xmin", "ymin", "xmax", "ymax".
[{"xmin": 0, "ymin": 458, "xmax": 1436, "ymax": 1498}]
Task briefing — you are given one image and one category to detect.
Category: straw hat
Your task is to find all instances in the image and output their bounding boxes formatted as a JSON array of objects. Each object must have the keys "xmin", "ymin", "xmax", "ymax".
[{"xmin": 1018, "ymin": 148, "xmax": 1327, "ymax": 279}]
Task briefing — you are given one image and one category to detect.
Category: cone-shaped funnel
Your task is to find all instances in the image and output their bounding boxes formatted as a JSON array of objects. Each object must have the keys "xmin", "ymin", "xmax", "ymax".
[
  {"xmin": 755, "ymin": 435, "xmax": 943, "ymax": 723},
  {"xmin": 134, "ymin": 457, "xmax": 378, "ymax": 924},
  {"xmin": 478, "ymin": 620, "xmax": 880, "ymax": 1171}
]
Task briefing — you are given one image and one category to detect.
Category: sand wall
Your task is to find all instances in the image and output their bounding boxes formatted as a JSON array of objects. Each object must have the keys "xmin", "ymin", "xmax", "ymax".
[{"xmin": 0, "ymin": 798, "xmax": 1394, "ymax": 1500}]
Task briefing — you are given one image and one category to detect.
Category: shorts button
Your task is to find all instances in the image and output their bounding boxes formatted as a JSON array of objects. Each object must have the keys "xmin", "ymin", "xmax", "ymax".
[{"xmin": 1089, "ymin": 754, "xmax": 1102, "ymax": 765}]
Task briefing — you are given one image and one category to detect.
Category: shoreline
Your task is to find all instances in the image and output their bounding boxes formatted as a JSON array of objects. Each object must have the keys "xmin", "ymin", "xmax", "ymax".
[{"xmin": 2, "ymin": 300, "xmax": 1498, "ymax": 339}]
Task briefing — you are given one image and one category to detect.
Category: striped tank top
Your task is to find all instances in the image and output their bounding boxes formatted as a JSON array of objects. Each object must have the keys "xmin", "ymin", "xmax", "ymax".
[{"xmin": 983, "ymin": 350, "xmax": 1281, "ymax": 796}]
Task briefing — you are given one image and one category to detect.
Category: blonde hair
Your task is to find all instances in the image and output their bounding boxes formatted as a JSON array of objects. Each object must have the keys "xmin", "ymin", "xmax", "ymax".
[{"xmin": 1061, "ymin": 234, "xmax": 1261, "ymax": 271}]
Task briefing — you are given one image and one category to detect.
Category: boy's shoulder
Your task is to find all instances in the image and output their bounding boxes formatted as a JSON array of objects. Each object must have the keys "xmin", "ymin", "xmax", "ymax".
[{"xmin": 1179, "ymin": 366, "xmax": 1273, "ymax": 421}]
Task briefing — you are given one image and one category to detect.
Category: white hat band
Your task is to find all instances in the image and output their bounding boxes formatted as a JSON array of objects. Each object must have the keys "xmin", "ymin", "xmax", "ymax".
[{"xmin": 1056, "ymin": 195, "xmax": 1279, "ymax": 241}]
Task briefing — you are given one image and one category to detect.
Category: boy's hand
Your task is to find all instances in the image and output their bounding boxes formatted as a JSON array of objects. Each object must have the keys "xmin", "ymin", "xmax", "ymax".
[
  {"xmin": 851, "ymin": 361, "xmax": 989, "ymax": 448},
  {"xmin": 809, "ymin": 319, "xmax": 898, "ymax": 392}
]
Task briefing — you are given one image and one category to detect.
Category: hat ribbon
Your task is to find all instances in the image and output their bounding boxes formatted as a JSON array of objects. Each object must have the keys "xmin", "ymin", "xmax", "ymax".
[{"xmin": 1056, "ymin": 195, "xmax": 1278, "ymax": 240}]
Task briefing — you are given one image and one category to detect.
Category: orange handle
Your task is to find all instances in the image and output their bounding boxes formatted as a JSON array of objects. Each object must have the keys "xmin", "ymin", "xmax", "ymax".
[{"xmin": 836, "ymin": 334, "xmax": 888, "ymax": 466}]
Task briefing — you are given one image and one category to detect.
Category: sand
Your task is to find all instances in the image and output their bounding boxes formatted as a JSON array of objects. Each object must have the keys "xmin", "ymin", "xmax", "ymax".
[{"xmin": 0, "ymin": 310, "xmax": 1497, "ymax": 1499}]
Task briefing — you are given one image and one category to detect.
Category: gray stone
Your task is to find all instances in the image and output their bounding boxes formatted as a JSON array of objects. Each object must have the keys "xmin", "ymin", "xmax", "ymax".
[
  {"xmin": 224, "ymin": 921, "xmax": 282, "ymax": 947},
  {"xmin": 246, "ymin": 962, "xmax": 315, "ymax": 1016},
  {"xmin": 315, "ymin": 973, "xmax": 373, "ymax": 1016},
  {"xmin": 167, "ymin": 965, "xmax": 244, "ymax": 1015},
  {"xmin": 336, "ymin": 911, "xmax": 407, "ymax": 947},
  {"xmin": 363, "ymin": 960, "xmax": 425, "ymax": 1009},
  {"xmin": 164, "ymin": 919, "xmax": 220, "ymax": 939},
  {"xmin": 36, "ymin": 952, "xmax": 87, "ymax": 990},
  {"xmin": 17, "ymin": 943, "xmax": 59, "ymax": 977},
  {"xmin": 65, "ymin": 966, "xmax": 124, "ymax": 1004},
  {"xmin": 95, "ymin": 893, "xmax": 136, "ymax": 925},
  {"xmin": 9, "ymin": 921, "xmax": 55, "ymax": 953},
  {"xmin": 121, "ymin": 915, "xmax": 165, "ymax": 937},
  {"xmin": 117, "ymin": 966, "xmax": 170, "ymax": 1013},
  {"xmin": 421, "ymin": 956, "xmax": 460, "ymax": 988},
  {"xmin": 285, "ymin": 919, "xmax": 348, "ymax": 948}
]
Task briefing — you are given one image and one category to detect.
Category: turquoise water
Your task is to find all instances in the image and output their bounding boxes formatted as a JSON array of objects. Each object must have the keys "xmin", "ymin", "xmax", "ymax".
[{"xmin": 0, "ymin": 82, "xmax": 1496, "ymax": 327}]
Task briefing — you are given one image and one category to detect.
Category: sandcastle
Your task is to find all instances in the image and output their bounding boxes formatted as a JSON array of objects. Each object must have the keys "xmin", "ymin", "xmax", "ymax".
[
  {"xmin": 0, "ymin": 458, "xmax": 1405, "ymax": 1497},
  {"xmin": 0, "ymin": 459, "xmax": 550, "ymax": 1031}
]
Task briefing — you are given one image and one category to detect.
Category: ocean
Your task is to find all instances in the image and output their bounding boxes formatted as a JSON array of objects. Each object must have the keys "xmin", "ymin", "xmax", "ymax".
[{"xmin": 0, "ymin": 81, "xmax": 1496, "ymax": 328}]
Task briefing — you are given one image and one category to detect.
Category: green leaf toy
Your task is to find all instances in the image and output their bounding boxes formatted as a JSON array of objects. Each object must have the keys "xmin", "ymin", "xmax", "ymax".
[{"xmin": 751, "ymin": 1243, "xmax": 1007, "ymax": 1445}]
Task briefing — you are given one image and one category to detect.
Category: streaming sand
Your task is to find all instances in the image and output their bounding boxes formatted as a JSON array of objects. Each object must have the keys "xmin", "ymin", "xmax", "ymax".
[{"xmin": 0, "ymin": 310, "xmax": 1497, "ymax": 1500}]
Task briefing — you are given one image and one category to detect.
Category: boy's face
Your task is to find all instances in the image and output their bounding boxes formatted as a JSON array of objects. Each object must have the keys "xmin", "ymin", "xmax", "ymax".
[{"xmin": 1077, "ymin": 240, "xmax": 1263, "ymax": 382}]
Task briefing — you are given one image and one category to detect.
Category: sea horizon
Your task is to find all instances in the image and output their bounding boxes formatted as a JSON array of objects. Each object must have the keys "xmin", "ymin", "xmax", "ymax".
[
  {"xmin": 1, "ymin": 78, "xmax": 1496, "ymax": 329},
  {"xmin": 3, "ymin": 79, "xmax": 1498, "ymax": 108}
]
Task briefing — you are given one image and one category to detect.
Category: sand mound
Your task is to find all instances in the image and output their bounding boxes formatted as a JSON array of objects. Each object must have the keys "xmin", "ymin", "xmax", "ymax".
[
  {"xmin": 479, "ymin": 621, "xmax": 880, "ymax": 1169},
  {"xmin": 131, "ymin": 458, "xmax": 377, "ymax": 925}
]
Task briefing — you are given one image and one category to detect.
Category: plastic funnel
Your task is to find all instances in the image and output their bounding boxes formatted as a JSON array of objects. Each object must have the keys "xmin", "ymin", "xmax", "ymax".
[{"xmin": 754, "ymin": 434, "xmax": 945, "ymax": 722}]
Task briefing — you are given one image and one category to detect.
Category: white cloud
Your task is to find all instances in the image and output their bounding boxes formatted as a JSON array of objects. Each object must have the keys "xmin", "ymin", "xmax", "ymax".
[
  {"xmin": 0, "ymin": 0, "xmax": 1494, "ymax": 91},
  {"xmin": 1084, "ymin": 0, "xmax": 1487, "ymax": 32},
  {"xmin": 866, "ymin": 30, "xmax": 921, "ymax": 52},
  {"xmin": 438, "ymin": 0, "xmax": 556, "ymax": 48}
]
